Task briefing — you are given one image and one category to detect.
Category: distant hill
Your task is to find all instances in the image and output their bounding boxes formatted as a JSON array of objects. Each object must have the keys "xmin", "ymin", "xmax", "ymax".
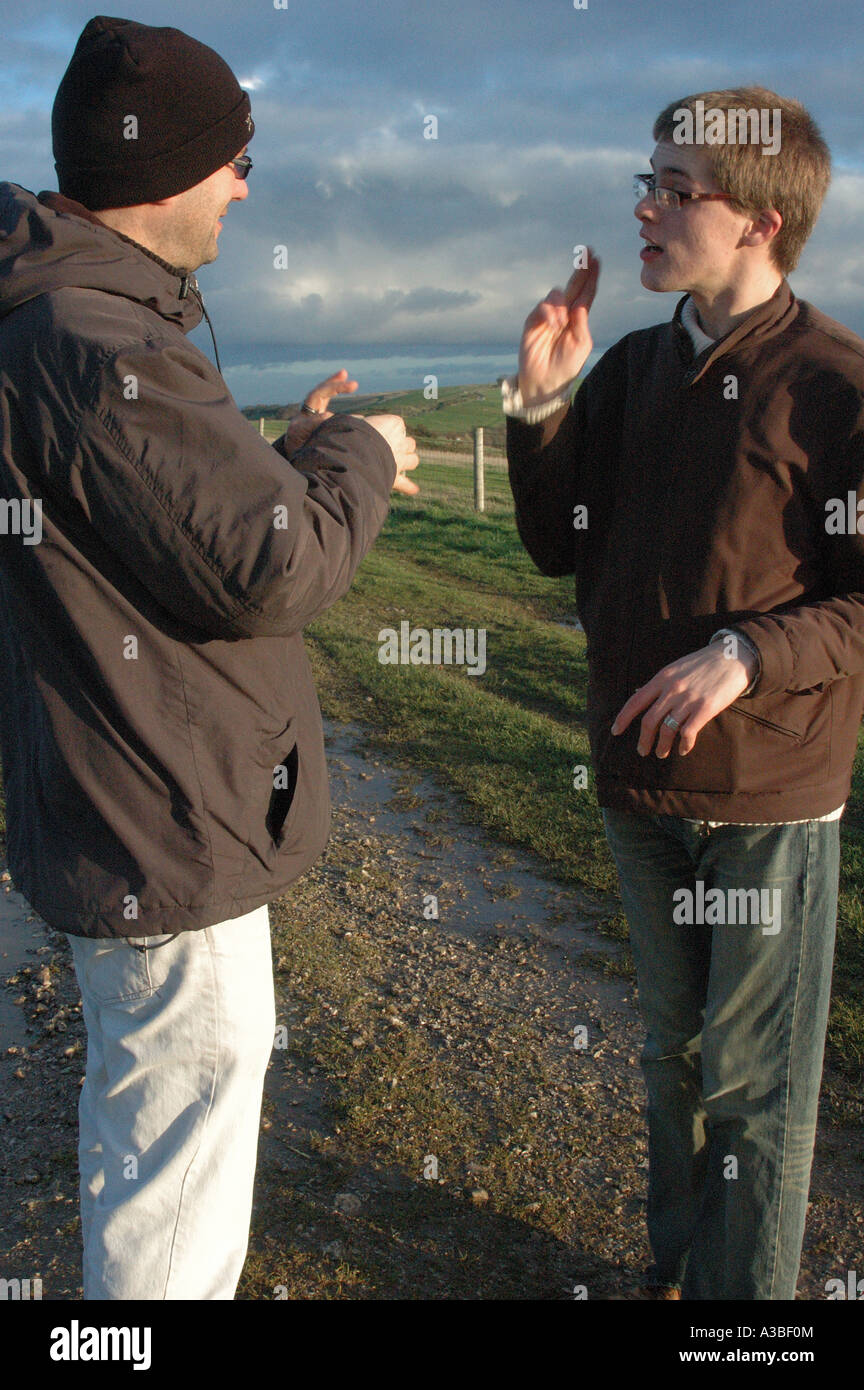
[{"xmin": 243, "ymin": 383, "xmax": 508, "ymax": 452}]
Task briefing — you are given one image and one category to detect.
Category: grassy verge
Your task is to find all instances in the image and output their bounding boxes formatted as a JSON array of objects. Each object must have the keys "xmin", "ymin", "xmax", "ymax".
[
  {"xmin": 304, "ymin": 462, "xmax": 614, "ymax": 896},
  {"xmin": 250, "ymin": 383, "xmax": 508, "ymax": 453},
  {"xmin": 1, "ymin": 454, "xmax": 861, "ymax": 1075},
  {"xmin": 302, "ymin": 457, "xmax": 864, "ymax": 1077}
]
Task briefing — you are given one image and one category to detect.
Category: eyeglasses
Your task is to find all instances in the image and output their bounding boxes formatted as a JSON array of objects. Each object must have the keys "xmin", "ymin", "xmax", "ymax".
[
  {"xmin": 633, "ymin": 173, "xmax": 733, "ymax": 211},
  {"xmin": 228, "ymin": 155, "xmax": 253, "ymax": 180}
]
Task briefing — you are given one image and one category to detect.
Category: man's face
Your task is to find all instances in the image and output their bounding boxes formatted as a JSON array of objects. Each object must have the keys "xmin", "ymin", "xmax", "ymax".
[
  {"xmin": 164, "ymin": 146, "xmax": 249, "ymax": 272},
  {"xmin": 635, "ymin": 140, "xmax": 755, "ymax": 298}
]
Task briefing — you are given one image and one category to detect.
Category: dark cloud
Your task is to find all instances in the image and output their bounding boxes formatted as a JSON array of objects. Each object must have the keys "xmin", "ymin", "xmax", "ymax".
[
  {"xmin": 384, "ymin": 287, "xmax": 480, "ymax": 314},
  {"xmin": 5, "ymin": 0, "xmax": 864, "ymax": 401}
]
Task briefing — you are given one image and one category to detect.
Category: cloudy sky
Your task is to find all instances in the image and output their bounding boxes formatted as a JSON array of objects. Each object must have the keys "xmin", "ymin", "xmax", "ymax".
[{"xmin": 4, "ymin": 0, "xmax": 864, "ymax": 405}]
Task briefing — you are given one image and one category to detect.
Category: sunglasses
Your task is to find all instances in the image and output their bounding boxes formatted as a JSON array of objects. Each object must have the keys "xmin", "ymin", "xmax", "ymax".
[{"xmin": 228, "ymin": 154, "xmax": 253, "ymax": 180}]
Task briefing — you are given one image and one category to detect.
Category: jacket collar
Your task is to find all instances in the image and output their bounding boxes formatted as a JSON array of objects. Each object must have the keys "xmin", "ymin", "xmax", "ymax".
[
  {"xmin": 672, "ymin": 278, "xmax": 797, "ymax": 385},
  {"xmin": 38, "ymin": 190, "xmax": 192, "ymax": 285},
  {"xmin": 0, "ymin": 185, "xmax": 203, "ymax": 333}
]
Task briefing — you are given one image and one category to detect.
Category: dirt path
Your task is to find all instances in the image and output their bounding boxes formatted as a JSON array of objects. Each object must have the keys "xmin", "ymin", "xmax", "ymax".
[{"xmin": 1, "ymin": 719, "xmax": 862, "ymax": 1299}]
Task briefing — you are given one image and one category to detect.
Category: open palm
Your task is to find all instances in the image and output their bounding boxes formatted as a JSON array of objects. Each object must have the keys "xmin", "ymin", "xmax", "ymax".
[{"xmin": 518, "ymin": 250, "xmax": 601, "ymax": 403}]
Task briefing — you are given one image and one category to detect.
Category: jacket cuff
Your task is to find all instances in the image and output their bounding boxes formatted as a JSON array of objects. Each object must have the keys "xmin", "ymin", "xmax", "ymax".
[
  {"xmin": 501, "ymin": 373, "xmax": 578, "ymax": 423},
  {"xmin": 710, "ymin": 627, "xmax": 762, "ymax": 696}
]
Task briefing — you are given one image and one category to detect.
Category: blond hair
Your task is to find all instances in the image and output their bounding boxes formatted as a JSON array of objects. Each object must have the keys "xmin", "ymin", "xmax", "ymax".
[{"xmin": 652, "ymin": 86, "xmax": 831, "ymax": 274}]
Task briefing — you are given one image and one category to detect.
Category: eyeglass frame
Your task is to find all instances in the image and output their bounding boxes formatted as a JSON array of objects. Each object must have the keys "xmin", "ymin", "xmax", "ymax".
[
  {"xmin": 228, "ymin": 154, "xmax": 253, "ymax": 180},
  {"xmin": 633, "ymin": 173, "xmax": 734, "ymax": 211}
]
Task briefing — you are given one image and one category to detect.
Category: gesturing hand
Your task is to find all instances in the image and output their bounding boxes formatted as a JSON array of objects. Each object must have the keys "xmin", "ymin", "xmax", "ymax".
[
  {"xmin": 360, "ymin": 414, "xmax": 420, "ymax": 495},
  {"xmin": 610, "ymin": 641, "xmax": 758, "ymax": 758},
  {"xmin": 277, "ymin": 368, "xmax": 359, "ymax": 454},
  {"xmin": 303, "ymin": 367, "xmax": 358, "ymax": 415},
  {"xmin": 518, "ymin": 249, "xmax": 601, "ymax": 406}
]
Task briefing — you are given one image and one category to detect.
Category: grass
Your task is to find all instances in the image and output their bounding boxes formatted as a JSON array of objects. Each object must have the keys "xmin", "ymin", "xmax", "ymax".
[
  {"xmin": 301, "ymin": 454, "xmax": 864, "ymax": 1078},
  {"xmin": 302, "ymin": 461, "xmax": 613, "ymax": 896},
  {"xmin": 1, "ymin": 445, "xmax": 862, "ymax": 1076},
  {"xmin": 236, "ymin": 887, "xmax": 624, "ymax": 1300},
  {"xmin": 246, "ymin": 383, "xmax": 508, "ymax": 452}
]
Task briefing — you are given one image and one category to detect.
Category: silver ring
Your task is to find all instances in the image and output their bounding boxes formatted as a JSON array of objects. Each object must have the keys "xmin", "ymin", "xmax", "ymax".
[
  {"xmin": 301, "ymin": 401, "xmax": 324, "ymax": 415},
  {"xmin": 663, "ymin": 714, "xmax": 680, "ymax": 730}
]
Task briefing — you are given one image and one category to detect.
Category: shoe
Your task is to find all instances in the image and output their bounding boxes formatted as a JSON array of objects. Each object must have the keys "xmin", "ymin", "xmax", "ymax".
[{"xmin": 609, "ymin": 1281, "xmax": 681, "ymax": 1300}]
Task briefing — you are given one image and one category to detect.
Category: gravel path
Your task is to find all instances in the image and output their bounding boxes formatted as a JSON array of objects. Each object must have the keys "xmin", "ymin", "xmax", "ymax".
[{"xmin": 1, "ymin": 719, "xmax": 861, "ymax": 1300}]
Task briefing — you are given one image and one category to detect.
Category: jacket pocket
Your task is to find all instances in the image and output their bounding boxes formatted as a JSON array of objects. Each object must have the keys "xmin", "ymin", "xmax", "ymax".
[
  {"xmin": 726, "ymin": 706, "xmax": 800, "ymax": 740},
  {"xmin": 266, "ymin": 742, "xmax": 299, "ymax": 847},
  {"xmin": 727, "ymin": 683, "xmax": 833, "ymax": 786},
  {"xmin": 611, "ymin": 613, "xmax": 834, "ymax": 794},
  {"xmin": 241, "ymin": 721, "xmax": 302, "ymax": 870}
]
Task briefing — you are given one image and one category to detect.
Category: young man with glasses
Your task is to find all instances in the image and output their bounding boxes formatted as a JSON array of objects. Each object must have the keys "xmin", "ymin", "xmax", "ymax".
[
  {"xmin": 506, "ymin": 86, "xmax": 862, "ymax": 1299},
  {"xmin": 0, "ymin": 16, "xmax": 417, "ymax": 1299}
]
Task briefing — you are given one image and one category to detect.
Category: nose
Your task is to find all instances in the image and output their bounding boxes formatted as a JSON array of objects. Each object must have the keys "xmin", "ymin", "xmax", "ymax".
[
  {"xmin": 232, "ymin": 176, "xmax": 249, "ymax": 201},
  {"xmin": 634, "ymin": 191, "xmax": 655, "ymax": 221}
]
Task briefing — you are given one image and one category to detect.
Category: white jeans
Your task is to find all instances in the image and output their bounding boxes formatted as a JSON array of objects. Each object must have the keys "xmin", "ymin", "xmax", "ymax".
[{"xmin": 65, "ymin": 904, "xmax": 275, "ymax": 1300}]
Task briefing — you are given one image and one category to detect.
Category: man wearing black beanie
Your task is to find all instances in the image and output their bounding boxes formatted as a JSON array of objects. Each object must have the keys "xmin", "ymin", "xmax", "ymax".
[{"xmin": 0, "ymin": 16, "xmax": 418, "ymax": 1299}]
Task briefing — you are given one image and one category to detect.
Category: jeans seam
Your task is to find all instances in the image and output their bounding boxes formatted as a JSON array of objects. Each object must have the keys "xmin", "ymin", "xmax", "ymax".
[
  {"xmin": 161, "ymin": 928, "xmax": 221, "ymax": 1299},
  {"xmin": 767, "ymin": 821, "xmax": 810, "ymax": 1299}
]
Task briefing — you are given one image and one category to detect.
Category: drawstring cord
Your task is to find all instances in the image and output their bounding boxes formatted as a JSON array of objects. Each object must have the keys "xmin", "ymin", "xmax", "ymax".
[
  {"xmin": 126, "ymin": 932, "xmax": 180, "ymax": 952},
  {"xmin": 179, "ymin": 273, "xmax": 222, "ymax": 375}
]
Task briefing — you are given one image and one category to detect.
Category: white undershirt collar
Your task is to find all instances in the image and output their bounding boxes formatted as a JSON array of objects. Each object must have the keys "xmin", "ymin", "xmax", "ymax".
[{"xmin": 680, "ymin": 295, "xmax": 717, "ymax": 355}]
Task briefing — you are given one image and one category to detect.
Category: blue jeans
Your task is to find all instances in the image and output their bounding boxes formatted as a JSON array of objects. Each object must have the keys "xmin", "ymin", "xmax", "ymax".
[
  {"xmin": 602, "ymin": 808, "xmax": 839, "ymax": 1300},
  {"xmin": 65, "ymin": 904, "xmax": 275, "ymax": 1299}
]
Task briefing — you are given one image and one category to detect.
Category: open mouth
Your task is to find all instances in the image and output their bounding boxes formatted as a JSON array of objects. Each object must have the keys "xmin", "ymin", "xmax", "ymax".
[{"xmin": 640, "ymin": 240, "xmax": 663, "ymax": 260}]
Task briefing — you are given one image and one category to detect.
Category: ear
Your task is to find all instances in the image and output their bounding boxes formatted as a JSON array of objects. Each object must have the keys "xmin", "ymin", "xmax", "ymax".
[{"xmin": 742, "ymin": 207, "xmax": 783, "ymax": 248}]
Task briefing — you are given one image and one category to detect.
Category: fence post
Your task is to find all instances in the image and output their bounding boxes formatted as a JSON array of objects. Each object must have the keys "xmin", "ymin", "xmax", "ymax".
[
  {"xmin": 473, "ymin": 426, "xmax": 485, "ymax": 512},
  {"xmin": 259, "ymin": 417, "xmax": 266, "ymax": 435}
]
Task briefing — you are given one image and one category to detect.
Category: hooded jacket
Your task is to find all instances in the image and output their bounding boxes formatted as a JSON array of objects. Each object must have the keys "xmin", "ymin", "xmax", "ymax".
[
  {"xmin": 0, "ymin": 183, "xmax": 395, "ymax": 938},
  {"xmin": 507, "ymin": 280, "xmax": 864, "ymax": 821}
]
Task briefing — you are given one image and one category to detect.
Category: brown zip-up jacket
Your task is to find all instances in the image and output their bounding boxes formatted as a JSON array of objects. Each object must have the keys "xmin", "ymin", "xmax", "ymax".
[
  {"xmin": 507, "ymin": 280, "xmax": 864, "ymax": 821},
  {"xmin": 0, "ymin": 183, "xmax": 396, "ymax": 938}
]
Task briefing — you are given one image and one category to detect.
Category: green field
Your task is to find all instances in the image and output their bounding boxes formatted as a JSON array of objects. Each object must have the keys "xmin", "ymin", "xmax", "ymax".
[
  {"xmin": 301, "ymin": 455, "xmax": 864, "ymax": 1077},
  {"xmin": 244, "ymin": 382, "xmax": 508, "ymax": 452},
  {"xmin": 1, "ymin": 444, "xmax": 862, "ymax": 1077},
  {"xmin": 305, "ymin": 458, "xmax": 606, "ymax": 882}
]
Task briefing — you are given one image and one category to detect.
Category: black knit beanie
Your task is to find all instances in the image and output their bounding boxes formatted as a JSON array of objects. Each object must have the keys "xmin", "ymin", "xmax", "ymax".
[{"xmin": 52, "ymin": 15, "xmax": 254, "ymax": 209}]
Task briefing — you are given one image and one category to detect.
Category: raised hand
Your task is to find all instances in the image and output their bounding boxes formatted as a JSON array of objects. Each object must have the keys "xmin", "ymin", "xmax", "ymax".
[
  {"xmin": 302, "ymin": 367, "xmax": 358, "ymax": 415},
  {"xmin": 275, "ymin": 368, "xmax": 360, "ymax": 454},
  {"xmin": 518, "ymin": 250, "xmax": 600, "ymax": 405}
]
